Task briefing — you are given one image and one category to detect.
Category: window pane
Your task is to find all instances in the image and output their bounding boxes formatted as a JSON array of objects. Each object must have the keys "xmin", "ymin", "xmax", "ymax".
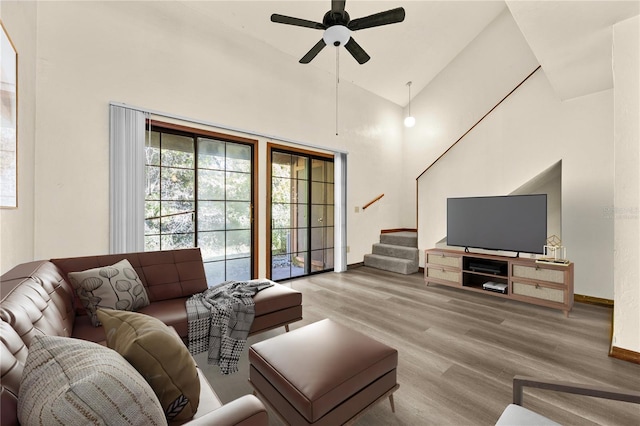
[
  {"xmin": 161, "ymin": 133, "xmax": 194, "ymax": 168},
  {"xmin": 272, "ymin": 203, "xmax": 291, "ymax": 229},
  {"xmin": 161, "ymin": 233, "xmax": 194, "ymax": 250},
  {"xmin": 325, "ymin": 226, "xmax": 334, "ymax": 248},
  {"xmin": 226, "ymin": 144, "xmax": 251, "ymax": 173},
  {"xmin": 145, "ymin": 235, "xmax": 160, "ymax": 252},
  {"xmin": 161, "ymin": 167, "xmax": 194, "ymax": 200},
  {"xmin": 226, "ymin": 171, "xmax": 251, "ymax": 201},
  {"xmin": 293, "ymin": 179, "xmax": 308, "ymax": 203},
  {"xmin": 272, "ymin": 152, "xmax": 292, "ymax": 178},
  {"xmin": 145, "ymin": 166, "xmax": 160, "ymax": 201},
  {"xmin": 145, "ymin": 200, "xmax": 160, "ymax": 225},
  {"xmin": 271, "ymin": 229, "xmax": 289, "ymax": 254},
  {"xmin": 291, "ymin": 228, "xmax": 308, "ymax": 252},
  {"xmin": 160, "ymin": 208, "xmax": 193, "ymax": 234},
  {"xmin": 311, "ymin": 227, "xmax": 328, "ymax": 250},
  {"xmin": 272, "ymin": 254, "xmax": 291, "ymax": 281},
  {"xmin": 198, "ymin": 201, "xmax": 225, "ymax": 231},
  {"xmin": 145, "ymin": 131, "xmax": 160, "ymax": 166},
  {"xmin": 293, "ymin": 156, "xmax": 309, "ymax": 180},
  {"xmin": 226, "ymin": 230, "xmax": 251, "ymax": 259},
  {"xmin": 272, "ymin": 177, "xmax": 291, "ymax": 203},
  {"xmin": 311, "ymin": 182, "xmax": 328, "ymax": 204},
  {"xmin": 226, "ymin": 201, "xmax": 250, "ymax": 230},
  {"xmin": 198, "ymin": 138, "xmax": 225, "ymax": 170},
  {"xmin": 198, "ymin": 231, "xmax": 225, "ymax": 262},
  {"xmin": 198, "ymin": 169, "xmax": 224, "ymax": 200},
  {"xmin": 291, "ymin": 252, "xmax": 308, "ymax": 277},
  {"xmin": 204, "ymin": 261, "xmax": 225, "ymax": 287},
  {"xmin": 227, "ymin": 258, "xmax": 251, "ymax": 281},
  {"xmin": 311, "ymin": 205, "xmax": 325, "ymax": 228}
]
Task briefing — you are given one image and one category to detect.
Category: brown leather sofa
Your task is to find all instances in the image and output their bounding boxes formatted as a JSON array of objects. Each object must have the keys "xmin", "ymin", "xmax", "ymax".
[{"xmin": 0, "ymin": 248, "xmax": 303, "ymax": 426}]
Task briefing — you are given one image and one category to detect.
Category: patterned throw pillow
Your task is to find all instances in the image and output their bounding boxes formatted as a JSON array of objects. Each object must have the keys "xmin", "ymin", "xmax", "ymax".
[
  {"xmin": 68, "ymin": 259, "xmax": 150, "ymax": 326},
  {"xmin": 97, "ymin": 308, "xmax": 201, "ymax": 422},
  {"xmin": 18, "ymin": 335, "xmax": 166, "ymax": 426}
]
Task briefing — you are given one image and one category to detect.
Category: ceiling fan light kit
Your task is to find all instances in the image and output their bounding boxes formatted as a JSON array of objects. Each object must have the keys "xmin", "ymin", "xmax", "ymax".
[{"xmin": 271, "ymin": 0, "xmax": 405, "ymax": 65}]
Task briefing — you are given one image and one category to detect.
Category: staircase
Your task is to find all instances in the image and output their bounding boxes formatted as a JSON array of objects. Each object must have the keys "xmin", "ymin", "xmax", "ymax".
[{"xmin": 363, "ymin": 231, "xmax": 419, "ymax": 275}]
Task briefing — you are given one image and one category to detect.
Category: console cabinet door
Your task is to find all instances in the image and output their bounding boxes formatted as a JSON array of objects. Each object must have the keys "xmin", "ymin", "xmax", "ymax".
[{"xmin": 510, "ymin": 261, "xmax": 573, "ymax": 314}]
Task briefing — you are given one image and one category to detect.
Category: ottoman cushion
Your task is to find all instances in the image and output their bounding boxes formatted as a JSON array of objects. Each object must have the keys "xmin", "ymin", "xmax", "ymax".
[{"xmin": 249, "ymin": 319, "xmax": 397, "ymax": 423}]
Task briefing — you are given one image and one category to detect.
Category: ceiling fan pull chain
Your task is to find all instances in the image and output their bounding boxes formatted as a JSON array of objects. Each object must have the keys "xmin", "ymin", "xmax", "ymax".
[{"xmin": 336, "ymin": 47, "xmax": 339, "ymax": 136}]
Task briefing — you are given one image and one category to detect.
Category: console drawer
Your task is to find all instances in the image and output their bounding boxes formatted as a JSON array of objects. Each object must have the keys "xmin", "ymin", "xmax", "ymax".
[
  {"xmin": 426, "ymin": 267, "xmax": 460, "ymax": 284},
  {"xmin": 512, "ymin": 281, "xmax": 564, "ymax": 303},
  {"xmin": 426, "ymin": 252, "xmax": 461, "ymax": 268},
  {"xmin": 512, "ymin": 264, "xmax": 564, "ymax": 284}
]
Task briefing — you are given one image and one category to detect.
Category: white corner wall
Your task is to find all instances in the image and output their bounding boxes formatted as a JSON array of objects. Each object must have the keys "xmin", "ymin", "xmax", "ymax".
[
  {"xmin": 612, "ymin": 16, "xmax": 639, "ymax": 353},
  {"xmin": 0, "ymin": 1, "xmax": 405, "ymax": 275},
  {"xmin": 401, "ymin": 9, "xmax": 539, "ymax": 227},
  {"xmin": 417, "ymin": 70, "xmax": 614, "ymax": 299},
  {"xmin": 0, "ymin": 1, "xmax": 37, "ymax": 274}
]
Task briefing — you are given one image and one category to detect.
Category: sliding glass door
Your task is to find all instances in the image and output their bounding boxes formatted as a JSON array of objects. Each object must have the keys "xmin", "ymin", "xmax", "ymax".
[
  {"xmin": 269, "ymin": 147, "xmax": 334, "ymax": 280},
  {"xmin": 144, "ymin": 124, "xmax": 256, "ymax": 285}
]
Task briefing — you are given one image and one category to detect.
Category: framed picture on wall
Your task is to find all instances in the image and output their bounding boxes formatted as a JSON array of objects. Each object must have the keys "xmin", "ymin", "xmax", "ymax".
[{"xmin": 1, "ymin": 20, "xmax": 17, "ymax": 208}]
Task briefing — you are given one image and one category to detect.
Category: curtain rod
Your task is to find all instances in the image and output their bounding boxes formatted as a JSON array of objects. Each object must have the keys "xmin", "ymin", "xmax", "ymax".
[{"xmin": 109, "ymin": 102, "xmax": 349, "ymax": 155}]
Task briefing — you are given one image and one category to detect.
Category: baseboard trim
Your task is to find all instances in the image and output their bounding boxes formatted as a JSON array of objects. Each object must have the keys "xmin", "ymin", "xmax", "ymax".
[
  {"xmin": 381, "ymin": 228, "xmax": 417, "ymax": 234},
  {"xmin": 574, "ymin": 294, "xmax": 613, "ymax": 307},
  {"xmin": 347, "ymin": 262, "xmax": 365, "ymax": 270},
  {"xmin": 609, "ymin": 346, "xmax": 640, "ymax": 364}
]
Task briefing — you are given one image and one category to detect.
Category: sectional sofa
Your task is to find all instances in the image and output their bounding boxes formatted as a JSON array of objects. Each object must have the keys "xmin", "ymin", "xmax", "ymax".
[{"xmin": 0, "ymin": 248, "xmax": 303, "ymax": 425}]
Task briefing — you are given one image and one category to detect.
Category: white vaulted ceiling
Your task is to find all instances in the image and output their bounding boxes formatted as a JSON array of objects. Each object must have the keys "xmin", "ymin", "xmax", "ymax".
[{"xmin": 174, "ymin": 1, "xmax": 638, "ymax": 105}]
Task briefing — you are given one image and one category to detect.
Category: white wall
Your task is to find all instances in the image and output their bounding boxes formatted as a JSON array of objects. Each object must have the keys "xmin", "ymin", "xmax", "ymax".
[
  {"xmin": 612, "ymin": 16, "xmax": 639, "ymax": 353},
  {"xmin": 0, "ymin": 1, "xmax": 405, "ymax": 275},
  {"xmin": 402, "ymin": 9, "xmax": 539, "ymax": 227},
  {"xmin": 418, "ymin": 70, "xmax": 614, "ymax": 299},
  {"xmin": 0, "ymin": 2, "xmax": 37, "ymax": 274}
]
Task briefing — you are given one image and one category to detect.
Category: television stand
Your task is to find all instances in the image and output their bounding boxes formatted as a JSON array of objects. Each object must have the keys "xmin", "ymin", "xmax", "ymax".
[{"xmin": 424, "ymin": 248, "xmax": 574, "ymax": 317}]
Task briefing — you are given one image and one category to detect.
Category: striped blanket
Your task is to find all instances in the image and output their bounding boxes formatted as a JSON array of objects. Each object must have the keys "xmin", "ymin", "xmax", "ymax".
[{"xmin": 186, "ymin": 280, "xmax": 274, "ymax": 375}]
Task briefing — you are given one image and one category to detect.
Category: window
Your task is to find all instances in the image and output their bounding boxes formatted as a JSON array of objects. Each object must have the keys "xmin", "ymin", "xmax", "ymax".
[{"xmin": 145, "ymin": 123, "xmax": 256, "ymax": 285}]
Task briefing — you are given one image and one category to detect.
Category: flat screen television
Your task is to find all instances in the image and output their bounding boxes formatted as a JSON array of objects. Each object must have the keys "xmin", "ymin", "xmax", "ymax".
[{"xmin": 447, "ymin": 194, "xmax": 547, "ymax": 254}]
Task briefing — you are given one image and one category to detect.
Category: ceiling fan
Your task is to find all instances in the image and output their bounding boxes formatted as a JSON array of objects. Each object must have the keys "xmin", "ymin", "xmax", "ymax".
[{"xmin": 271, "ymin": 0, "xmax": 406, "ymax": 64}]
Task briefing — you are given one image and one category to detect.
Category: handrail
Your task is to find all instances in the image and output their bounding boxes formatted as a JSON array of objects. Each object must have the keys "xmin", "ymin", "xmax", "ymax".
[
  {"xmin": 417, "ymin": 65, "xmax": 542, "ymax": 181},
  {"xmin": 362, "ymin": 194, "xmax": 384, "ymax": 210}
]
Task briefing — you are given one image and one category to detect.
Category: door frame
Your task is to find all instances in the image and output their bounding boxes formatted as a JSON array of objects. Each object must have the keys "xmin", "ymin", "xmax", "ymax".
[{"xmin": 266, "ymin": 142, "xmax": 334, "ymax": 280}]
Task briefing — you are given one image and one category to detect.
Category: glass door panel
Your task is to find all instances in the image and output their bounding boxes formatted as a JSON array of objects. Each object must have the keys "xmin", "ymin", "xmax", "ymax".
[{"xmin": 270, "ymin": 148, "xmax": 333, "ymax": 280}]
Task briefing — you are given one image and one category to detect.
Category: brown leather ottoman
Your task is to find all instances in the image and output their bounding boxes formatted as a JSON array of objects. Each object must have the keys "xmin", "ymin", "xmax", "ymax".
[{"xmin": 248, "ymin": 319, "xmax": 399, "ymax": 425}]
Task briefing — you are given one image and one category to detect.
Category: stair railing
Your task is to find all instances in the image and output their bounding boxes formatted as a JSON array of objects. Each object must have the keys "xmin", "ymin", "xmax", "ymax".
[{"xmin": 362, "ymin": 194, "xmax": 384, "ymax": 210}]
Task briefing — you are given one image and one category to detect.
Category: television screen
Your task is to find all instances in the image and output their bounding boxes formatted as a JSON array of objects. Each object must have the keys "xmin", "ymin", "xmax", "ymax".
[{"xmin": 447, "ymin": 194, "xmax": 547, "ymax": 254}]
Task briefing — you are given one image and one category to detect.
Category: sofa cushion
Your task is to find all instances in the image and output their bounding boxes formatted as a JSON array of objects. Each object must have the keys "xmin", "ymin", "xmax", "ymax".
[
  {"xmin": 17, "ymin": 335, "xmax": 166, "ymax": 425},
  {"xmin": 97, "ymin": 308, "xmax": 200, "ymax": 422},
  {"xmin": 68, "ymin": 259, "xmax": 150, "ymax": 326}
]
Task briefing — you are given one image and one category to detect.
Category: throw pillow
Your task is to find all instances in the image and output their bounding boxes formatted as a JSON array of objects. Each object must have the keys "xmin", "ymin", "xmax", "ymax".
[
  {"xmin": 68, "ymin": 259, "xmax": 150, "ymax": 326},
  {"xmin": 97, "ymin": 308, "xmax": 200, "ymax": 422},
  {"xmin": 18, "ymin": 335, "xmax": 166, "ymax": 426}
]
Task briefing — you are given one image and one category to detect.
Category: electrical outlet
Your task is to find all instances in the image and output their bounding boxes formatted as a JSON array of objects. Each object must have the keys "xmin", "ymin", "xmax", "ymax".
[
  {"xmin": 355, "ymin": 206, "xmax": 360, "ymax": 213},
  {"xmin": 346, "ymin": 246, "xmax": 350, "ymax": 253}
]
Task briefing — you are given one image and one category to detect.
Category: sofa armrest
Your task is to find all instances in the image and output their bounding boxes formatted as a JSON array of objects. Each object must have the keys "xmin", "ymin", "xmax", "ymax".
[{"xmin": 184, "ymin": 395, "xmax": 268, "ymax": 426}]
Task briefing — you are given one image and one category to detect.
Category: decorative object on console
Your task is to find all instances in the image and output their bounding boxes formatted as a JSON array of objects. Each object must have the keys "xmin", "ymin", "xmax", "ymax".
[
  {"xmin": 537, "ymin": 235, "xmax": 569, "ymax": 265},
  {"xmin": 97, "ymin": 308, "xmax": 200, "ymax": 422},
  {"xmin": 17, "ymin": 335, "xmax": 166, "ymax": 425},
  {"xmin": 68, "ymin": 259, "xmax": 151, "ymax": 326}
]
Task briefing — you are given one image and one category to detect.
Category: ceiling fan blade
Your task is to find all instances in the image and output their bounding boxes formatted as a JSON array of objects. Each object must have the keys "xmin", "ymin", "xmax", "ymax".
[
  {"xmin": 331, "ymin": 0, "xmax": 346, "ymax": 13},
  {"xmin": 300, "ymin": 39, "xmax": 327, "ymax": 64},
  {"xmin": 344, "ymin": 37, "xmax": 370, "ymax": 64},
  {"xmin": 347, "ymin": 7, "xmax": 406, "ymax": 31},
  {"xmin": 271, "ymin": 14, "xmax": 326, "ymax": 30}
]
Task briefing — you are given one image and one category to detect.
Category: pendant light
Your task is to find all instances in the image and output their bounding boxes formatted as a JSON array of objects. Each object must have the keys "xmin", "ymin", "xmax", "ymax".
[{"xmin": 404, "ymin": 81, "xmax": 416, "ymax": 128}]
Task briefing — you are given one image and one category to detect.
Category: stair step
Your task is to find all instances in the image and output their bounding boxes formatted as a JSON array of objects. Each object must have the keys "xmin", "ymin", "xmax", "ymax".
[
  {"xmin": 363, "ymin": 254, "xmax": 419, "ymax": 275},
  {"xmin": 380, "ymin": 232, "xmax": 417, "ymax": 248},
  {"xmin": 372, "ymin": 243, "xmax": 418, "ymax": 261}
]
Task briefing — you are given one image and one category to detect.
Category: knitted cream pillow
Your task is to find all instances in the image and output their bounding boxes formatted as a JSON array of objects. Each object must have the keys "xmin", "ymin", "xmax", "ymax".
[
  {"xmin": 68, "ymin": 259, "xmax": 150, "ymax": 326},
  {"xmin": 18, "ymin": 335, "xmax": 166, "ymax": 426},
  {"xmin": 97, "ymin": 308, "xmax": 200, "ymax": 422}
]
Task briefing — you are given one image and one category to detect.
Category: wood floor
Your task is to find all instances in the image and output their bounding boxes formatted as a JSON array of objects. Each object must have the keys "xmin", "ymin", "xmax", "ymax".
[{"xmin": 199, "ymin": 266, "xmax": 640, "ymax": 425}]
